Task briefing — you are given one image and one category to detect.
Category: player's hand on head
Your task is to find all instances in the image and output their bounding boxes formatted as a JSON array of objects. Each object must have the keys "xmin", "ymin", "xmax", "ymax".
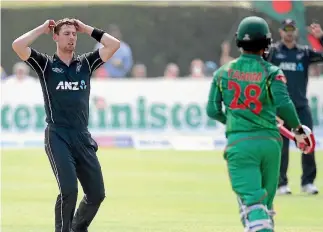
[
  {"xmin": 292, "ymin": 125, "xmax": 316, "ymax": 154},
  {"xmin": 74, "ymin": 19, "xmax": 87, "ymax": 33},
  {"xmin": 308, "ymin": 23, "xmax": 323, "ymax": 38},
  {"xmin": 42, "ymin": 20, "xmax": 56, "ymax": 34}
]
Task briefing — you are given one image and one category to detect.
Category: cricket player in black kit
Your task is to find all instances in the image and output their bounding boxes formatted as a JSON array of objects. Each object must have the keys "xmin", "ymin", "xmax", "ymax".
[
  {"xmin": 266, "ymin": 19, "xmax": 323, "ymax": 195},
  {"xmin": 12, "ymin": 18, "xmax": 120, "ymax": 232}
]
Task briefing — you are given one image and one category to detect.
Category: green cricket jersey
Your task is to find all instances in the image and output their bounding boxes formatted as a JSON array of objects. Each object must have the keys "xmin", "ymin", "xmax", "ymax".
[{"xmin": 207, "ymin": 53, "xmax": 300, "ymax": 136}]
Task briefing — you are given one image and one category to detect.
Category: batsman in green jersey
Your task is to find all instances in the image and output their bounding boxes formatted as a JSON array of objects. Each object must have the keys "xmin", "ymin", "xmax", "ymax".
[{"xmin": 206, "ymin": 16, "xmax": 314, "ymax": 232}]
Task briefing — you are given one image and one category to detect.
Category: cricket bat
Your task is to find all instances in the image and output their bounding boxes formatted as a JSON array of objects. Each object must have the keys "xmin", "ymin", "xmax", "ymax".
[{"xmin": 276, "ymin": 116, "xmax": 315, "ymax": 154}]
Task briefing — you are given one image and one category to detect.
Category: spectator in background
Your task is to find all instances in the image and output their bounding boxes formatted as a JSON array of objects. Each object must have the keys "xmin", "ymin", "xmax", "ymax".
[
  {"xmin": 204, "ymin": 61, "xmax": 218, "ymax": 77},
  {"xmin": 220, "ymin": 40, "xmax": 235, "ymax": 66},
  {"xmin": 93, "ymin": 66, "xmax": 109, "ymax": 79},
  {"xmin": 131, "ymin": 63, "xmax": 147, "ymax": 78},
  {"xmin": 94, "ymin": 24, "xmax": 133, "ymax": 78},
  {"xmin": 1, "ymin": 66, "xmax": 7, "ymax": 80},
  {"xmin": 92, "ymin": 96, "xmax": 107, "ymax": 110},
  {"xmin": 164, "ymin": 63, "xmax": 179, "ymax": 78},
  {"xmin": 189, "ymin": 59, "xmax": 205, "ymax": 78},
  {"xmin": 5, "ymin": 62, "xmax": 35, "ymax": 84}
]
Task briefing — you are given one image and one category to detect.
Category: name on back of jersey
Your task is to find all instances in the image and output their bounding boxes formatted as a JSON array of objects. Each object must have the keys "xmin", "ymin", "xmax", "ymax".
[{"xmin": 228, "ymin": 69, "xmax": 262, "ymax": 82}]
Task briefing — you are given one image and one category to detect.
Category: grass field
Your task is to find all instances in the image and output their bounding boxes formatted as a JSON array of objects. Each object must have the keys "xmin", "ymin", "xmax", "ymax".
[{"xmin": 2, "ymin": 148, "xmax": 323, "ymax": 232}]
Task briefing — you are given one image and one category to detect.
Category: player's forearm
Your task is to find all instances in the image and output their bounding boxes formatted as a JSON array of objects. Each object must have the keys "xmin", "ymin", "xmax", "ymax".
[
  {"xmin": 206, "ymin": 103, "xmax": 227, "ymax": 124},
  {"xmin": 99, "ymin": 32, "xmax": 120, "ymax": 49},
  {"xmin": 206, "ymin": 77, "xmax": 226, "ymax": 124},
  {"xmin": 84, "ymin": 25, "xmax": 95, "ymax": 36},
  {"xmin": 84, "ymin": 25, "xmax": 119, "ymax": 48},
  {"xmin": 277, "ymin": 102, "xmax": 300, "ymax": 129},
  {"xmin": 12, "ymin": 25, "xmax": 44, "ymax": 51},
  {"xmin": 271, "ymin": 75, "xmax": 301, "ymax": 128},
  {"xmin": 274, "ymin": 83, "xmax": 300, "ymax": 128}
]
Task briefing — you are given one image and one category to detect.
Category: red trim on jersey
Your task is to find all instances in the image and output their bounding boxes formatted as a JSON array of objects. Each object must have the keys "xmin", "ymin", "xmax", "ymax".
[{"xmin": 275, "ymin": 75, "xmax": 287, "ymax": 84}]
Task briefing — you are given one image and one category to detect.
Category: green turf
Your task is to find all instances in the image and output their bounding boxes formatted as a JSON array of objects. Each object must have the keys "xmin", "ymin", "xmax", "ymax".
[{"xmin": 2, "ymin": 148, "xmax": 323, "ymax": 232}]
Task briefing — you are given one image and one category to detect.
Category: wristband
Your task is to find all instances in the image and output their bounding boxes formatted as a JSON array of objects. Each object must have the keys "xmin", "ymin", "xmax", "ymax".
[{"xmin": 91, "ymin": 28, "xmax": 105, "ymax": 42}]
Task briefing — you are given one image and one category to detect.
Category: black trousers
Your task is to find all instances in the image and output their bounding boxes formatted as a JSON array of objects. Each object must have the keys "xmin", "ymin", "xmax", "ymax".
[
  {"xmin": 45, "ymin": 125, "xmax": 105, "ymax": 232},
  {"xmin": 278, "ymin": 105, "xmax": 317, "ymax": 187}
]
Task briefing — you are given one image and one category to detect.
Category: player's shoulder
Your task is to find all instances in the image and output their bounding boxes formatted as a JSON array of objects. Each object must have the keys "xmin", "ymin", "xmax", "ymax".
[
  {"xmin": 222, "ymin": 58, "xmax": 239, "ymax": 70},
  {"xmin": 76, "ymin": 52, "xmax": 88, "ymax": 60},
  {"xmin": 77, "ymin": 50, "xmax": 101, "ymax": 61},
  {"xmin": 30, "ymin": 47, "xmax": 50, "ymax": 58},
  {"xmin": 265, "ymin": 64, "xmax": 286, "ymax": 84},
  {"xmin": 28, "ymin": 48, "xmax": 53, "ymax": 71},
  {"xmin": 46, "ymin": 54, "xmax": 55, "ymax": 63},
  {"xmin": 263, "ymin": 42, "xmax": 280, "ymax": 61},
  {"xmin": 295, "ymin": 43, "xmax": 308, "ymax": 50},
  {"xmin": 262, "ymin": 59, "xmax": 283, "ymax": 76},
  {"xmin": 295, "ymin": 44, "xmax": 311, "ymax": 55},
  {"xmin": 212, "ymin": 60, "xmax": 237, "ymax": 78},
  {"xmin": 76, "ymin": 52, "xmax": 92, "ymax": 65},
  {"xmin": 270, "ymin": 42, "xmax": 280, "ymax": 49},
  {"xmin": 268, "ymin": 42, "xmax": 280, "ymax": 52},
  {"xmin": 266, "ymin": 62, "xmax": 281, "ymax": 73}
]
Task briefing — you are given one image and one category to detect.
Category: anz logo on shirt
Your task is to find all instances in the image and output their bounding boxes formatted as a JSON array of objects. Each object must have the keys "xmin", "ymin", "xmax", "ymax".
[
  {"xmin": 56, "ymin": 80, "xmax": 87, "ymax": 91},
  {"xmin": 279, "ymin": 62, "xmax": 304, "ymax": 72}
]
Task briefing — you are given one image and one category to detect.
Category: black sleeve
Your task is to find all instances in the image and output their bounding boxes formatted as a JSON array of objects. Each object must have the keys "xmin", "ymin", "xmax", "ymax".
[
  {"xmin": 84, "ymin": 49, "xmax": 105, "ymax": 74},
  {"xmin": 308, "ymin": 37, "xmax": 323, "ymax": 64},
  {"xmin": 24, "ymin": 48, "xmax": 48, "ymax": 75}
]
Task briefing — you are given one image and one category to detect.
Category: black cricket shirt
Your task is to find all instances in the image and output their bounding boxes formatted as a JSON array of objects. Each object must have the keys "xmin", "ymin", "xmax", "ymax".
[
  {"xmin": 266, "ymin": 38, "xmax": 323, "ymax": 108},
  {"xmin": 25, "ymin": 48, "xmax": 104, "ymax": 129}
]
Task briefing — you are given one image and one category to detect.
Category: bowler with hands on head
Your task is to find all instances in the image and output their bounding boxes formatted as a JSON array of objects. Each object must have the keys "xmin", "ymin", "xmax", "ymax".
[{"xmin": 12, "ymin": 18, "xmax": 120, "ymax": 232}]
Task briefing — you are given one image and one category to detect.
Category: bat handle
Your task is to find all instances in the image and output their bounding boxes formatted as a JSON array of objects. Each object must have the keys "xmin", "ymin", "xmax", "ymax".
[{"xmin": 278, "ymin": 124, "xmax": 295, "ymax": 140}]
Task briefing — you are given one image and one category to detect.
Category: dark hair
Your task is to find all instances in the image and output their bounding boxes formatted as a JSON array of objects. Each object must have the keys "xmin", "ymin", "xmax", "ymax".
[{"xmin": 54, "ymin": 18, "xmax": 78, "ymax": 35}]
